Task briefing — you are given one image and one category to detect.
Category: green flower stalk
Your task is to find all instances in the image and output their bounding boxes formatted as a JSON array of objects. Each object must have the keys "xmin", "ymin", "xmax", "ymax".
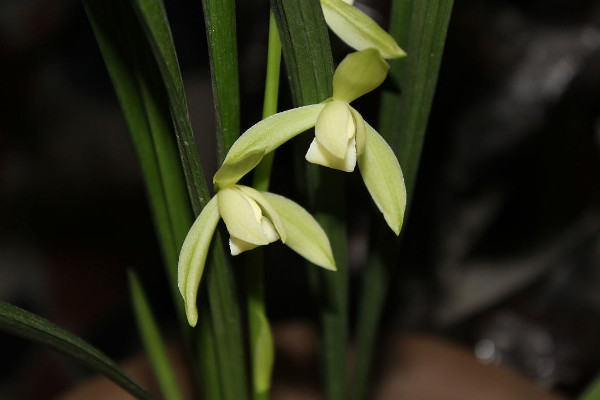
[
  {"xmin": 178, "ymin": 184, "xmax": 336, "ymax": 326},
  {"xmin": 320, "ymin": 0, "xmax": 406, "ymax": 59},
  {"xmin": 214, "ymin": 49, "xmax": 407, "ymax": 235}
]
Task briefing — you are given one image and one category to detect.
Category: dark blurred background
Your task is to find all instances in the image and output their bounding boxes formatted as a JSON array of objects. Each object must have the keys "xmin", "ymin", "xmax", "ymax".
[{"xmin": 1, "ymin": 0, "xmax": 599, "ymax": 398}]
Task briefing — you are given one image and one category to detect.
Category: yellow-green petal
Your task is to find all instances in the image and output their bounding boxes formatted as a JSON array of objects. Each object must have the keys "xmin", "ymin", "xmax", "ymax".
[
  {"xmin": 217, "ymin": 186, "xmax": 270, "ymax": 246},
  {"xmin": 237, "ymin": 185, "xmax": 287, "ymax": 243},
  {"xmin": 261, "ymin": 192, "xmax": 336, "ymax": 271},
  {"xmin": 214, "ymin": 104, "xmax": 326, "ymax": 186},
  {"xmin": 305, "ymin": 137, "xmax": 357, "ymax": 172},
  {"xmin": 315, "ymin": 100, "xmax": 354, "ymax": 159},
  {"xmin": 349, "ymin": 105, "xmax": 366, "ymax": 155},
  {"xmin": 332, "ymin": 49, "xmax": 390, "ymax": 103},
  {"xmin": 321, "ymin": 0, "xmax": 406, "ymax": 59},
  {"xmin": 178, "ymin": 195, "xmax": 220, "ymax": 326},
  {"xmin": 357, "ymin": 122, "xmax": 406, "ymax": 235},
  {"xmin": 213, "ymin": 149, "xmax": 264, "ymax": 189}
]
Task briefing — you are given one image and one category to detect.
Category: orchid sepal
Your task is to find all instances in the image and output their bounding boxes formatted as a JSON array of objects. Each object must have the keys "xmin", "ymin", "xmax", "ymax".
[
  {"xmin": 320, "ymin": 0, "xmax": 406, "ymax": 59},
  {"xmin": 357, "ymin": 122, "xmax": 406, "ymax": 235}
]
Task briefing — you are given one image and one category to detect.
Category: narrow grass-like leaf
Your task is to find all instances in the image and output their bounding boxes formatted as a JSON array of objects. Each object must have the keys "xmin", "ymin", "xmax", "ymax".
[
  {"xmin": 580, "ymin": 374, "xmax": 600, "ymax": 400},
  {"xmin": 272, "ymin": 2, "xmax": 348, "ymax": 400},
  {"xmin": 352, "ymin": 2, "xmax": 454, "ymax": 400},
  {"xmin": 131, "ymin": 2, "xmax": 249, "ymax": 399},
  {"xmin": 84, "ymin": 2, "xmax": 240, "ymax": 399},
  {"xmin": 131, "ymin": 0, "xmax": 210, "ymax": 211},
  {"xmin": 271, "ymin": 0, "xmax": 334, "ymax": 105},
  {"xmin": 0, "ymin": 302, "xmax": 156, "ymax": 400},
  {"xmin": 199, "ymin": 0, "xmax": 241, "ymax": 161},
  {"xmin": 128, "ymin": 271, "xmax": 185, "ymax": 400},
  {"xmin": 83, "ymin": 2, "xmax": 206, "ymax": 393}
]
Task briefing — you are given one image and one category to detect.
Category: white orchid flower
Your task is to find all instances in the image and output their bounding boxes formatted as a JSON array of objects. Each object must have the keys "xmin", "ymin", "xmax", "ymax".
[
  {"xmin": 320, "ymin": 0, "xmax": 406, "ymax": 59},
  {"xmin": 178, "ymin": 184, "xmax": 335, "ymax": 326},
  {"xmin": 213, "ymin": 49, "xmax": 406, "ymax": 236}
]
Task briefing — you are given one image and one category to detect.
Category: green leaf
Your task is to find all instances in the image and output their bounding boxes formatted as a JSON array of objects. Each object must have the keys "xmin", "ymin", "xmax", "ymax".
[
  {"xmin": 272, "ymin": 2, "xmax": 348, "ymax": 399},
  {"xmin": 0, "ymin": 302, "xmax": 156, "ymax": 400},
  {"xmin": 357, "ymin": 123, "xmax": 406, "ymax": 235},
  {"xmin": 83, "ymin": 2, "xmax": 211, "ymax": 394},
  {"xmin": 580, "ymin": 373, "xmax": 600, "ymax": 400},
  {"xmin": 271, "ymin": 0, "xmax": 334, "ymax": 105},
  {"xmin": 262, "ymin": 192, "xmax": 336, "ymax": 271},
  {"xmin": 131, "ymin": 2, "xmax": 250, "ymax": 399},
  {"xmin": 199, "ymin": 0, "xmax": 241, "ymax": 161},
  {"xmin": 128, "ymin": 271, "xmax": 185, "ymax": 400},
  {"xmin": 132, "ymin": 0, "xmax": 211, "ymax": 212},
  {"xmin": 352, "ymin": 1, "xmax": 454, "ymax": 399},
  {"xmin": 214, "ymin": 104, "xmax": 325, "ymax": 186},
  {"xmin": 332, "ymin": 49, "xmax": 389, "ymax": 104},
  {"xmin": 178, "ymin": 195, "xmax": 221, "ymax": 326},
  {"xmin": 320, "ymin": 0, "xmax": 406, "ymax": 59}
]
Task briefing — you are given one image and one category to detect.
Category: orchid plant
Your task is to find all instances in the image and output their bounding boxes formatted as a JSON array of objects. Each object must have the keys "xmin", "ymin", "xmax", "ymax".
[{"xmin": 0, "ymin": 0, "xmax": 457, "ymax": 400}]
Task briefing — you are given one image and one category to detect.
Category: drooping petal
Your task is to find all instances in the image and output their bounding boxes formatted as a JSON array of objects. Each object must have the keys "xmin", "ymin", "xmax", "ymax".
[
  {"xmin": 357, "ymin": 122, "xmax": 406, "ymax": 235},
  {"xmin": 315, "ymin": 100, "xmax": 355, "ymax": 159},
  {"xmin": 230, "ymin": 235, "xmax": 261, "ymax": 255},
  {"xmin": 306, "ymin": 137, "xmax": 357, "ymax": 172},
  {"xmin": 349, "ymin": 105, "xmax": 366, "ymax": 155},
  {"xmin": 332, "ymin": 49, "xmax": 390, "ymax": 103},
  {"xmin": 213, "ymin": 149, "xmax": 264, "ymax": 189},
  {"xmin": 321, "ymin": 0, "xmax": 406, "ymax": 60},
  {"xmin": 237, "ymin": 185, "xmax": 287, "ymax": 243},
  {"xmin": 214, "ymin": 104, "xmax": 326, "ymax": 187},
  {"xmin": 178, "ymin": 195, "xmax": 220, "ymax": 326},
  {"xmin": 261, "ymin": 192, "xmax": 336, "ymax": 271},
  {"xmin": 217, "ymin": 186, "xmax": 270, "ymax": 246}
]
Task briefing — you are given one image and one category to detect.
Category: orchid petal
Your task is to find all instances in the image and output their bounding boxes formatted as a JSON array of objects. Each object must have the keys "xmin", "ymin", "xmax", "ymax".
[
  {"xmin": 358, "ymin": 122, "xmax": 406, "ymax": 235},
  {"xmin": 261, "ymin": 192, "xmax": 336, "ymax": 271},
  {"xmin": 349, "ymin": 106, "xmax": 366, "ymax": 155},
  {"xmin": 321, "ymin": 0, "xmax": 406, "ymax": 60},
  {"xmin": 237, "ymin": 185, "xmax": 287, "ymax": 243},
  {"xmin": 332, "ymin": 49, "xmax": 390, "ymax": 103},
  {"xmin": 213, "ymin": 149, "xmax": 264, "ymax": 189},
  {"xmin": 306, "ymin": 137, "xmax": 357, "ymax": 172},
  {"xmin": 214, "ymin": 104, "xmax": 325, "ymax": 186},
  {"xmin": 315, "ymin": 100, "xmax": 354, "ymax": 159},
  {"xmin": 229, "ymin": 235, "xmax": 260, "ymax": 255},
  {"xmin": 178, "ymin": 195, "xmax": 220, "ymax": 326},
  {"xmin": 217, "ymin": 186, "xmax": 270, "ymax": 246}
]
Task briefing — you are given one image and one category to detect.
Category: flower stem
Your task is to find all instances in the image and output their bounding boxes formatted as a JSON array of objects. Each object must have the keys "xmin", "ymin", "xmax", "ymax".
[
  {"xmin": 253, "ymin": 11, "xmax": 282, "ymax": 192},
  {"xmin": 247, "ymin": 10, "xmax": 282, "ymax": 400}
]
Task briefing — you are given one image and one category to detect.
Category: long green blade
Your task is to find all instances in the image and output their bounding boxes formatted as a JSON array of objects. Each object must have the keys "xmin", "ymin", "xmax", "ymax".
[
  {"xmin": 271, "ymin": 2, "xmax": 348, "ymax": 400},
  {"xmin": 352, "ymin": 2, "xmax": 454, "ymax": 400},
  {"xmin": 131, "ymin": 0, "xmax": 211, "ymax": 211},
  {"xmin": 132, "ymin": 1, "xmax": 249, "ymax": 399},
  {"xmin": 0, "ymin": 302, "xmax": 156, "ymax": 400},
  {"xmin": 84, "ymin": 1, "xmax": 224, "ymax": 398},
  {"xmin": 580, "ymin": 374, "xmax": 600, "ymax": 400},
  {"xmin": 128, "ymin": 271, "xmax": 185, "ymax": 400},
  {"xmin": 83, "ymin": 0, "xmax": 198, "ymax": 374},
  {"xmin": 200, "ymin": 0, "xmax": 241, "ymax": 162}
]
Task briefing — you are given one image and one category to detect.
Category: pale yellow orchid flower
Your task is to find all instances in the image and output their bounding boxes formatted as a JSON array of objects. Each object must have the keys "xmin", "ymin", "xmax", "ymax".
[
  {"xmin": 178, "ymin": 184, "xmax": 335, "ymax": 326},
  {"xmin": 213, "ymin": 49, "xmax": 406, "ymax": 236}
]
